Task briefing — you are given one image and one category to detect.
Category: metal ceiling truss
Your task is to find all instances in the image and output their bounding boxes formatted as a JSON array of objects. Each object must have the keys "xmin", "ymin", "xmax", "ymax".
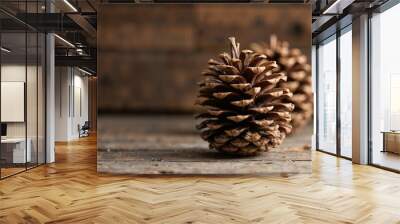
[
  {"xmin": 0, "ymin": 1, "xmax": 97, "ymax": 71},
  {"xmin": 312, "ymin": 0, "xmax": 390, "ymax": 42}
]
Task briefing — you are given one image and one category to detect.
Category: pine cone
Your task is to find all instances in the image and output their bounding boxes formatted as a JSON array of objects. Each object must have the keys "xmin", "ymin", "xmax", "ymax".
[
  {"xmin": 195, "ymin": 37, "xmax": 294, "ymax": 156},
  {"xmin": 251, "ymin": 35, "xmax": 313, "ymax": 131}
]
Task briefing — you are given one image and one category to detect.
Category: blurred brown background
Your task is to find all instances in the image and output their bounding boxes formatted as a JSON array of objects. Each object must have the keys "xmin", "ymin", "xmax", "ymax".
[{"xmin": 98, "ymin": 4, "xmax": 311, "ymax": 113}]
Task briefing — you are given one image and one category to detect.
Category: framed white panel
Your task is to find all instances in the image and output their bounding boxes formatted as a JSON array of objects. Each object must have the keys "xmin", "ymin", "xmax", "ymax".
[{"xmin": 1, "ymin": 82, "xmax": 25, "ymax": 122}]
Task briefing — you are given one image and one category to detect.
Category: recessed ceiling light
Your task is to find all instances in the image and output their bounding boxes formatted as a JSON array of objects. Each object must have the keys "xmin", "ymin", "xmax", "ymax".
[
  {"xmin": 322, "ymin": 0, "xmax": 354, "ymax": 15},
  {"xmin": 54, "ymin": 34, "xmax": 75, "ymax": 48},
  {"xmin": 63, "ymin": 0, "xmax": 78, "ymax": 12},
  {"xmin": 1, "ymin": 47, "xmax": 11, "ymax": 53},
  {"xmin": 78, "ymin": 67, "xmax": 94, "ymax": 76}
]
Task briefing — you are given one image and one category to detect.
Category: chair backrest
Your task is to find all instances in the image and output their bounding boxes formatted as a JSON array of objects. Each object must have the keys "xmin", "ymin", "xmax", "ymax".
[{"xmin": 82, "ymin": 121, "xmax": 90, "ymax": 129}]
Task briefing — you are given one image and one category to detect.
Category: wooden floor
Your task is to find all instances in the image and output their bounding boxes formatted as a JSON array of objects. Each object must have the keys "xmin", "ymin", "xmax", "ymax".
[
  {"xmin": 1, "ymin": 167, "xmax": 26, "ymax": 178},
  {"xmin": 1, "ymin": 135, "xmax": 400, "ymax": 224},
  {"xmin": 372, "ymin": 150, "xmax": 400, "ymax": 171}
]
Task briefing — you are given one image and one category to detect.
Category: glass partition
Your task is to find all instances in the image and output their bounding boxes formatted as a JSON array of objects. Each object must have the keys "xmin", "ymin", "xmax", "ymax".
[
  {"xmin": 317, "ymin": 35, "xmax": 337, "ymax": 154},
  {"xmin": 1, "ymin": 30, "xmax": 28, "ymax": 177},
  {"xmin": 27, "ymin": 30, "xmax": 38, "ymax": 169},
  {"xmin": 0, "ymin": 2, "xmax": 46, "ymax": 179},
  {"xmin": 37, "ymin": 32, "xmax": 45, "ymax": 165}
]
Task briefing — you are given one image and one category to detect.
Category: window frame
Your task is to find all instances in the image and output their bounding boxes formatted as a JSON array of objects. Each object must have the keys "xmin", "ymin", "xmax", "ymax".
[
  {"xmin": 367, "ymin": 0, "xmax": 400, "ymax": 173},
  {"xmin": 314, "ymin": 21, "xmax": 353, "ymax": 160}
]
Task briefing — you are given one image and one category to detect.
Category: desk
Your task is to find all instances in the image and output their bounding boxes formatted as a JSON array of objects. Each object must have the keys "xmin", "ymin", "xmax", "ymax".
[
  {"xmin": 382, "ymin": 131, "xmax": 400, "ymax": 154},
  {"xmin": 1, "ymin": 138, "xmax": 31, "ymax": 163}
]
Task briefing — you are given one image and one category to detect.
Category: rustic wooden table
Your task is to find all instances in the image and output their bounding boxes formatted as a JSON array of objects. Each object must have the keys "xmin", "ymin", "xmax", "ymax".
[{"xmin": 98, "ymin": 115, "xmax": 312, "ymax": 175}]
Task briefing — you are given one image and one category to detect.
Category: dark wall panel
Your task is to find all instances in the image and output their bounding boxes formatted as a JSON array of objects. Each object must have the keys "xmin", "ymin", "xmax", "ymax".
[{"xmin": 98, "ymin": 4, "xmax": 311, "ymax": 113}]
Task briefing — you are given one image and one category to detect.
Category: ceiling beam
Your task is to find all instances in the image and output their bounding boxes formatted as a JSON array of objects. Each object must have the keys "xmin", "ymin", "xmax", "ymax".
[
  {"xmin": 322, "ymin": 0, "xmax": 355, "ymax": 14},
  {"xmin": 67, "ymin": 13, "xmax": 97, "ymax": 39},
  {"xmin": 55, "ymin": 55, "xmax": 96, "ymax": 72}
]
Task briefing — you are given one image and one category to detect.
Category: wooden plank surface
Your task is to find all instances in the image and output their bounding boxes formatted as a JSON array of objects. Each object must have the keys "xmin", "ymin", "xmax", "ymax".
[
  {"xmin": 98, "ymin": 115, "xmax": 312, "ymax": 175},
  {"xmin": 98, "ymin": 160, "xmax": 311, "ymax": 175},
  {"xmin": 98, "ymin": 4, "xmax": 311, "ymax": 112}
]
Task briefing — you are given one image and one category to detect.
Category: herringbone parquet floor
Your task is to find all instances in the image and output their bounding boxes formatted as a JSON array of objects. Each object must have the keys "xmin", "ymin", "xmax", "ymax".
[{"xmin": 1, "ymin": 135, "xmax": 400, "ymax": 224}]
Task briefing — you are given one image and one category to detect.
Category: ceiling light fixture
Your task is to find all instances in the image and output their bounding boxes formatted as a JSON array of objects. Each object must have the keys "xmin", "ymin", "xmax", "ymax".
[
  {"xmin": 322, "ymin": 0, "xmax": 341, "ymax": 14},
  {"xmin": 63, "ymin": 0, "xmax": 78, "ymax": 12},
  {"xmin": 76, "ymin": 48, "xmax": 86, "ymax": 56},
  {"xmin": 1, "ymin": 47, "xmax": 11, "ymax": 53},
  {"xmin": 322, "ymin": 0, "xmax": 354, "ymax": 15},
  {"xmin": 54, "ymin": 34, "xmax": 75, "ymax": 48},
  {"xmin": 78, "ymin": 67, "xmax": 94, "ymax": 76}
]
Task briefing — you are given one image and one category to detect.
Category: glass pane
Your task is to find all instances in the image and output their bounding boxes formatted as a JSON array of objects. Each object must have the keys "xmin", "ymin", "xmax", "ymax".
[
  {"xmin": 317, "ymin": 36, "xmax": 337, "ymax": 154},
  {"xmin": 312, "ymin": 45, "xmax": 317, "ymax": 150},
  {"xmin": 38, "ymin": 33, "xmax": 45, "ymax": 165},
  {"xmin": 27, "ymin": 31, "xmax": 38, "ymax": 169},
  {"xmin": 0, "ymin": 1, "xmax": 46, "ymax": 178},
  {"xmin": 26, "ymin": 0, "xmax": 38, "ymax": 169},
  {"xmin": 1, "ymin": 31, "xmax": 27, "ymax": 177},
  {"xmin": 340, "ymin": 28, "xmax": 352, "ymax": 158},
  {"xmin": 371, "ymin": 4, "xmax": 400, "ymax": 171}
]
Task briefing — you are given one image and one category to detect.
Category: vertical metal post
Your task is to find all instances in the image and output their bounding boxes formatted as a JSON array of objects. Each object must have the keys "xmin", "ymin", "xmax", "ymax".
[
  {"xmin": 25, "ymin": 0, "xmax": 28, "ymax": 171},
  {"xmin": 36, "ymin": 0, "xmax": 39, "ymax": 167},
  {"xmin": 315, "ymin": 44, "xmax": 320, "ymax": 151},
  {"xmin": 0, "ymin": 20, "xmax": 2, "ymax": 179},
  {"xmin": 367, "ymin": 11, "xmax": 373, "ymax": 165},
  {"xmin": 336, "ymin": 24, "xmax": 341, "ymax": 157},
  {"xmin": 46, "ymin": 0, "xmax": 56, "ymax": 163}
]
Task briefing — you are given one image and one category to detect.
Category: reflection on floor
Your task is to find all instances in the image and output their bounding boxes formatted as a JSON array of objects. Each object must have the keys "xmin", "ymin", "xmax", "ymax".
[
  {"xmin": 373, "ymin": 150, "xmax": 400, "ymax": 171},
  {"xmin": 0, "ymin": 162, "xmax": 42, "ymax": 179},
  {"xmin": 0, "ymin": 167, "xmax": 25, "ymax": 178},
  {"xmin": 0, "ymin": 132, "xmax": 400, "ymax": 222}
]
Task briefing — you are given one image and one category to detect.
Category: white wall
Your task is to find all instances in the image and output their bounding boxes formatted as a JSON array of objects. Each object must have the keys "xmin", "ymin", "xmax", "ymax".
[
  {"xmin": 55, "ymin": 66, "xmax": 70, "ymax": 141},
  {"xmin": 55, "ymin": 67, "xmax": 89, "ymax": 141}
]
